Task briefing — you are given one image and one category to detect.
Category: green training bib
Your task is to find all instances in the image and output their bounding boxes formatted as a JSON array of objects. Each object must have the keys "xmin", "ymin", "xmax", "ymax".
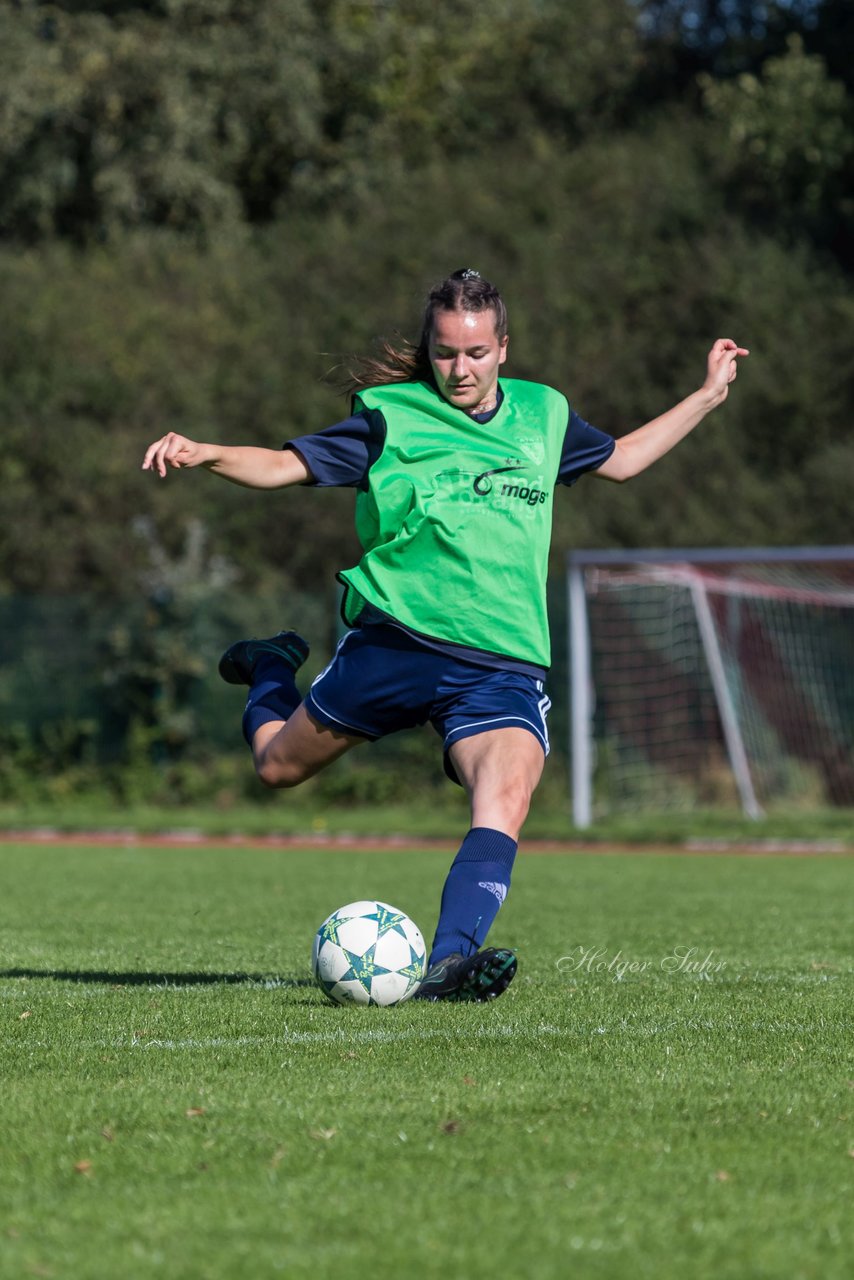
[{"xmin": 338, "ymin": 378, "xmax": 568, "ymax": 668}]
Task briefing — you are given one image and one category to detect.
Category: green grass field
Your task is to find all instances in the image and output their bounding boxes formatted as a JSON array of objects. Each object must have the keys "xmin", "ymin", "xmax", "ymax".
[{"xmin": 1, "ymin": 840, "xmax": 851, "ymax": 1279}]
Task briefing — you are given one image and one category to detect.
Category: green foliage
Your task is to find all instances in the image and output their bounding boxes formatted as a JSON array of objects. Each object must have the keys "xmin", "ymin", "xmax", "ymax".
[
  {"xmin": 98, "ymin": 518, "xmax": 238, "ymax": 755},
  {"xmin": 0, "ymin": 719, "xmax": 101, "ymax": 805},
  {"xmin": 0, "ymin": 0, "xmax": 322, "ymax": 239},
  {"xmin": 2, "ymin": 1, "xmax": 851, "ymax": 249},
  {"xmin": 701, "ymin": 34, "xmax": 853, "ymax": 226},
  {"xmin": 308, "ymin": 0, "xmax": 638, "ymax": 193},
  {"xmin": 0, "ymin": 0, "xmax": 639, "ymax": 239}
]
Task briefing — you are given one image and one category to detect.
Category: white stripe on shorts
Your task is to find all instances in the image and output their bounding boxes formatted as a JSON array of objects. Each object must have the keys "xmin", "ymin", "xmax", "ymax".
[
  {"xmin": 537, "ymin": 685, "xmax": 552, "ymax": 753},
  {"xmin": 305, "ymin": 632, "xmax": 373, "ymax": 737},
  {"xmin": 310, "ymin": 632, "xmax": 352, "ymax": 686},
  {"xmin": 443, "ymin": 713, "xmax": 550, "ymax": 756},
  {"xmin": 305, "ymin": 688, "xmax": 371, "ymax": 738}
]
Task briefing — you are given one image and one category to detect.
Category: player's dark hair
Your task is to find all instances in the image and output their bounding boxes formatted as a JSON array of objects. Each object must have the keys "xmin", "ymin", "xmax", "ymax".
[{"xmin": 336, "ymin": 269, "xmax": 507, "ymax": 395}]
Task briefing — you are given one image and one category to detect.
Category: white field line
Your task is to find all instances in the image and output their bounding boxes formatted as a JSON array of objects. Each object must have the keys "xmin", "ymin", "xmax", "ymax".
[
  {"xmin": 5, "ymin": 1024, "xmax": 564, "ymax": 1052},
  {"xmin": 143, "ymin": 1023, "xmax": 557, "ymax": 1049},
  {"xmin": 4, "ymin": 1014, "xmax": 851, "ymax": 1054}
]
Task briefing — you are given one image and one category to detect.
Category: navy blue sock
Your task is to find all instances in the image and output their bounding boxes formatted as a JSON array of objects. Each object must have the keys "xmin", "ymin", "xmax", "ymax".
[
  {"xmin": 428, "ymin": 827, "xmax": 518, "ymax": 966},
  {"xmin": 241, "ymin": 652, "xmax": 302, "ymax": 745}
]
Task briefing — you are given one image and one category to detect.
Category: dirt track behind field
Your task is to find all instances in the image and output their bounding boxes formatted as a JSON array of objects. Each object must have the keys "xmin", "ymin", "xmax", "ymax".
[{"xmin": 0, "ymin": 830, "xmax": 850, "ymax": 857}]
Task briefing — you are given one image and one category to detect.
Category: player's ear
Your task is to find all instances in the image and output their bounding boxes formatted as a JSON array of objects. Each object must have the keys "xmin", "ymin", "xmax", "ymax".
[{"xmin": 498, "ymin": 335, "xmax": 509, "ymax": 365}]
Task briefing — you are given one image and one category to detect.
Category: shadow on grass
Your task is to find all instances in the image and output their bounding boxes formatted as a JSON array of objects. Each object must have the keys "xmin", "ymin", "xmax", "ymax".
[{"xmin": 1, "ymin": 967, "xmax": 315, "ymax": 988}]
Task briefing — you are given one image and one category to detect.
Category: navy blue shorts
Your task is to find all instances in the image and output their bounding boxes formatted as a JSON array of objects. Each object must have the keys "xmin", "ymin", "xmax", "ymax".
[{"xmin": 303, "ymin": 625, "xmax": 551, "ymax": 785}]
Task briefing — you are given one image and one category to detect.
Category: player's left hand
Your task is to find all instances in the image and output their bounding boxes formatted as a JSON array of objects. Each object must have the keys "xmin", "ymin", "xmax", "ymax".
[{"xmin": 703, "ymin": 338, "xmax": 749, "ymax": 403}]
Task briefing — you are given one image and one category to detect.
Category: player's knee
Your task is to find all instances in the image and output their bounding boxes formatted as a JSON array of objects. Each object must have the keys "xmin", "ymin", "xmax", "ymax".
[
  {"xmin": 255, "ymin": 754, "xmax": 306, "ymax": 790},
  {"xmin": 505, "ymin": 784, "xmax": 534, "ymax": 829},
  {"xmin": 483, "ymin": 777, "xmax": 534, "ymax": 834}
]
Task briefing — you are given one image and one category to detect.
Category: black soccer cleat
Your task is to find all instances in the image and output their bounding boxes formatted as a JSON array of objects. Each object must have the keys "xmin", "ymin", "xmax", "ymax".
[
  {"xmin": 412, "ymin": 947, "xmax": 517, "ymax": 1003},
  {"xmin": 218, "ymin": 630, "xmax": 310, "ymax": 686}
]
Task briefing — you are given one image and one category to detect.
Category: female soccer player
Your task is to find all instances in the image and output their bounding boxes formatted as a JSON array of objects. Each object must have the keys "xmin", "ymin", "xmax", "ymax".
[{"xmin": 142, "ymin": 269, "xmax": 748, "ymax": 1002}]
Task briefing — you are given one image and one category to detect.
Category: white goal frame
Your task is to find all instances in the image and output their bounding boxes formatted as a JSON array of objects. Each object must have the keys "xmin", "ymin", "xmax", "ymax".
[{"xmin": 567, "ymin": 546, "xmax": 854, "ymax": 828}]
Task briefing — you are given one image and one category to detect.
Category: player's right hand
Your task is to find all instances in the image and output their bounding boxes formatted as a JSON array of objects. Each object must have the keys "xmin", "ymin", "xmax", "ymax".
[{"xmin": 142, "ymin": 432, "xmax": 212, "ymax": 477}]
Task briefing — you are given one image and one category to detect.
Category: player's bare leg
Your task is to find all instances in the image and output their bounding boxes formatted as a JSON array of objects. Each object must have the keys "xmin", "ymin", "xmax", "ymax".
[
  {"xmin": 449, "ymin": 726, "xmax": 545, "ymax": 839},
  {"xmin": 218, "ymin": 629, "xmax": 366, "ymax": 790},
  {"xmin": 252, "ymin": 703, "xmax": 365, "ymax": 788}
]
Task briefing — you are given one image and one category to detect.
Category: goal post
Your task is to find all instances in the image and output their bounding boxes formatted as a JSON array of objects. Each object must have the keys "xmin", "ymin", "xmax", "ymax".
[{"xmin": 567, "ymin": 547, "xmax": 854, "ymax": 827}]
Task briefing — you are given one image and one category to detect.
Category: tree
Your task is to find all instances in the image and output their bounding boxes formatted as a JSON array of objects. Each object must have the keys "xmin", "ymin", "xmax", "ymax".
[
  {"xmin": 0, "ymin": 0, "xmax": 641, "ymax": 240},
  {"xmin": 701, "ymin": 35, "xmax": 852, "ymax": 234},
  {"xmin": 0, "ymin": 0, "xmax": 322, "ymax": 239}
]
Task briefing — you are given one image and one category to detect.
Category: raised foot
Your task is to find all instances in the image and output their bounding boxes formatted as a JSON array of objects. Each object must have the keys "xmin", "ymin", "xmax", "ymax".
[{"xmin": 218, "ymin": 631, "xmax": 310, "ymax": 686}]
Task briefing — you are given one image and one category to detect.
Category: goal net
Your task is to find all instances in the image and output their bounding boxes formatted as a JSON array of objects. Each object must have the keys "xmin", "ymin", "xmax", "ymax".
[{"xmin": 567, "ymin": 548, "xmax": 854, "ymax": 825}]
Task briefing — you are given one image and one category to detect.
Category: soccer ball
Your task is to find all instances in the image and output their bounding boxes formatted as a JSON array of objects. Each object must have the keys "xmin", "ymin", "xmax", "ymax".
[{"xmin": 312, "ymin": 900, "xmax": 427, "ymax": 1006}]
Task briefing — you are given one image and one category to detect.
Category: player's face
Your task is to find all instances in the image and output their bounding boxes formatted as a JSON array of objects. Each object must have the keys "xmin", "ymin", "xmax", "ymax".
[{"xmin": 428, "ymin": 308, "xmax": 508, "ymax": 412}]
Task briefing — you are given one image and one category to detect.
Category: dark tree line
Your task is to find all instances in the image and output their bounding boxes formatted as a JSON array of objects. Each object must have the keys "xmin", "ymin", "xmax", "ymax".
[{"xmin": 1, "ymin": 0, "xmax": 852, "ymax": 604}]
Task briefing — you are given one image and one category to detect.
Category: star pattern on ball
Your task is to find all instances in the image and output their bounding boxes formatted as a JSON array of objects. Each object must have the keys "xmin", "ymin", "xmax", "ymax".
[
  {"xmin": 397, "ymin": 945, "xmax": 427, "ymax": 988},
  {"xmin": 316, "ymin": 916, "xmax": 344, "ymax": 948},
  {"xmin": 338, "ymin": 942, "xmax": 394, "ymax": 998},
  {"xmin": 363, "ymin": 905, "xmax": 410, "ymax": 939}
]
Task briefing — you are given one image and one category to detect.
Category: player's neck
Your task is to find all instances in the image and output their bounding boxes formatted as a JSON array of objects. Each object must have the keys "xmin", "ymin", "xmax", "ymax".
[{"xmin": 467, "ymin": 386, "xmax": 500, "ymax": 416}]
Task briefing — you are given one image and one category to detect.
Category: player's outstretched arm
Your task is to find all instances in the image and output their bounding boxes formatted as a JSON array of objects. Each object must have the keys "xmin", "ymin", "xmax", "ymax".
[
  {"xmin": 594, "ymin": 338, "xmax": 749, "ymax": 483},
  {"xmin": 141, "ymin": 432, "xmax": 312, "ymax": 489}
]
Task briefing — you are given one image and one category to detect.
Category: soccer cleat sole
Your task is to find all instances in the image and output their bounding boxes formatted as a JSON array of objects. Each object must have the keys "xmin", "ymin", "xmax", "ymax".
[
  {"xmin": 453, "ymin": 948, "xmax": 517, "ymax": 1002},
  {"xmin": 218, "ymin": 631, "xmax": 309, "ymax": 685},
  {"xmin": 415, "ymin": 947, "xmax": 518, "ymax": 1003}
]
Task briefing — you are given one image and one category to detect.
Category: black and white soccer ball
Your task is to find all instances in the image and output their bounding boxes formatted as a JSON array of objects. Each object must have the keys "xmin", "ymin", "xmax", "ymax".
[{"xmin": 312, "ymin": 900, "xmax": 427, "ymax": 1006}]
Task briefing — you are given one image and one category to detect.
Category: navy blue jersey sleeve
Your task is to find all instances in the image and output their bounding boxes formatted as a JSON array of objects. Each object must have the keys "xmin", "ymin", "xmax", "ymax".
[
  {"xmin": 285, "ymin": 410, "xmax": 386, "ymax": 488},
  {"xmin": 558, "ymin": 410, "xmax": 616, "ymax": 486}
]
